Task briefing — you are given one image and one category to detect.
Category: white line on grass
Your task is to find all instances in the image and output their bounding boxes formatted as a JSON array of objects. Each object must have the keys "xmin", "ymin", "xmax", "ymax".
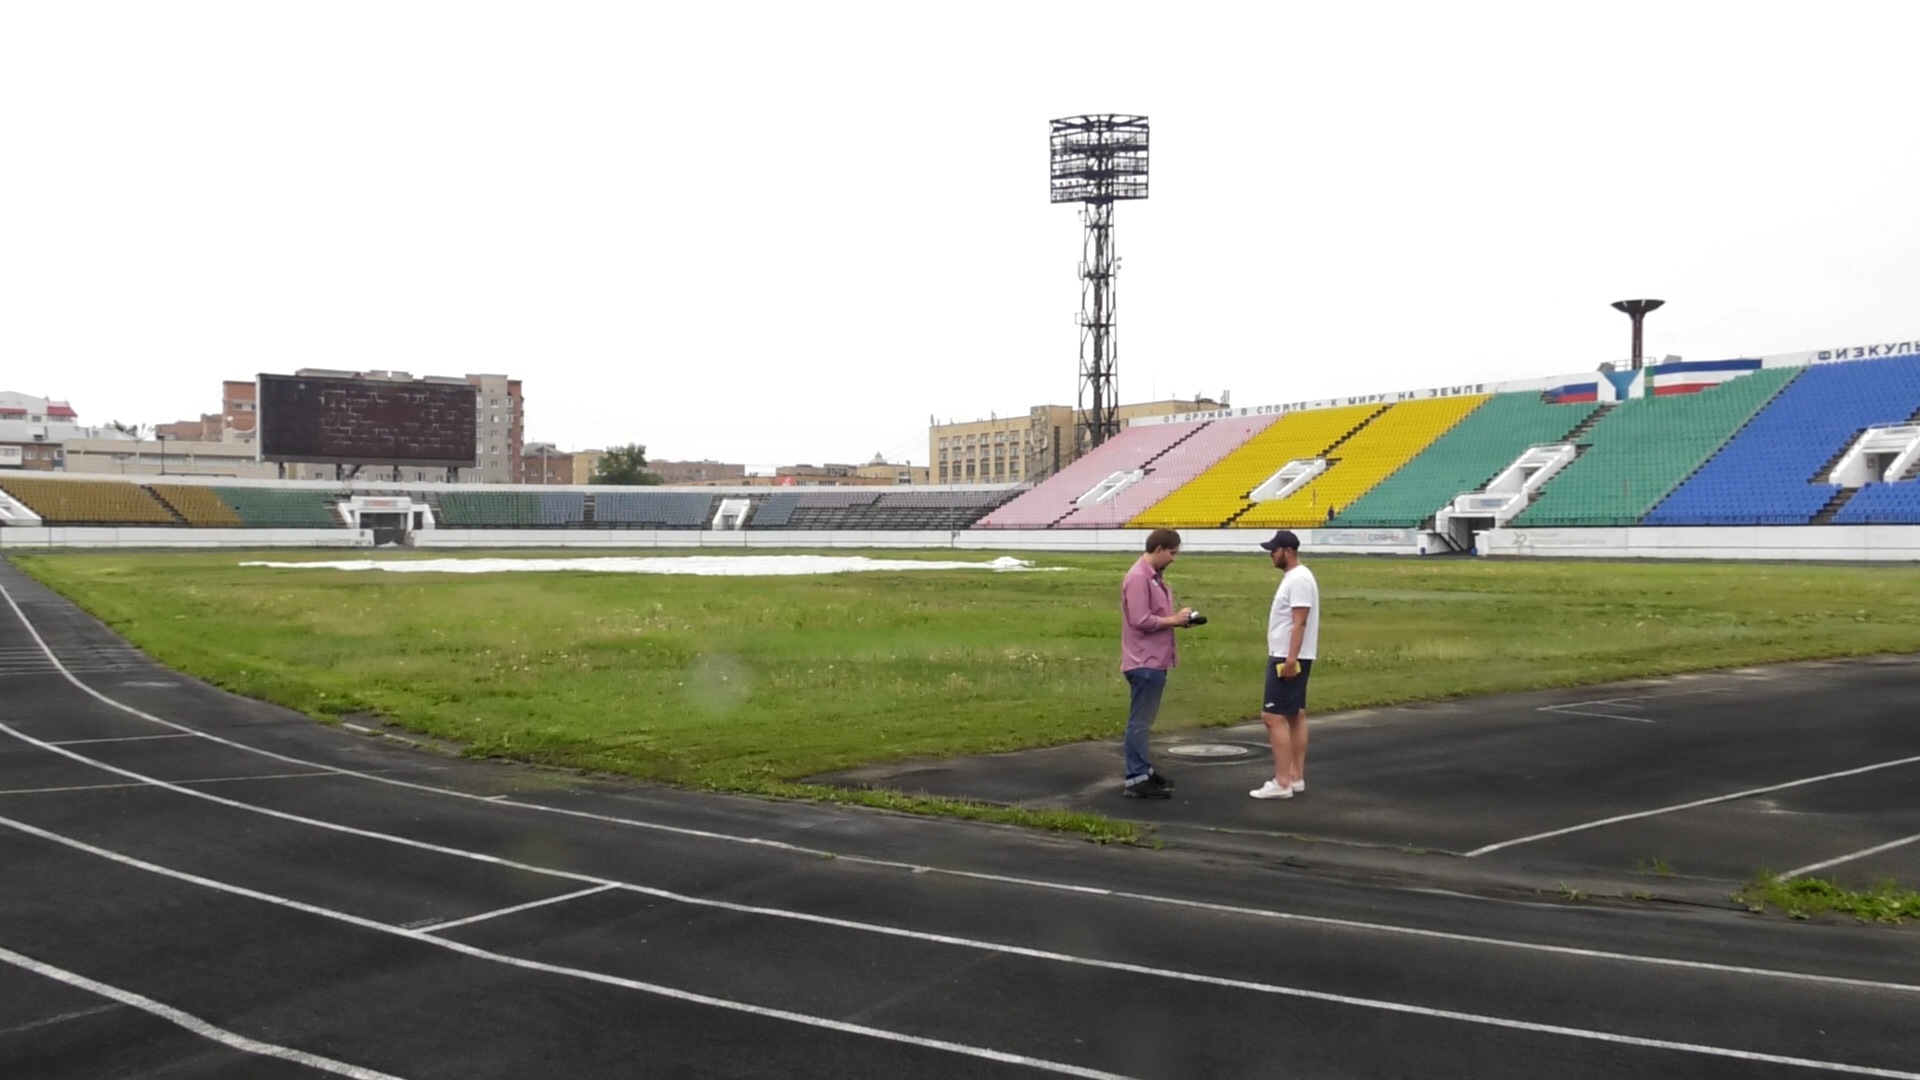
[
  {"xmin": 4, "ymin": 577, "xmax": 1919, "ymax": 997},
  {"xmin": 1786, "ymin": 833, "xmax": 1920, "ymax": 878},
  {"xmin": 5, "ymin": 812, "xmax": 1918, "ymax": 1080},
  {"xmin": 0, "ymin": 815, "xmax": 1137, "ymax": 1080},
  {"xmin": 0, "ymin": 943, "xmax": 411, "ymax": 1080},
  {"xmin": 421, "ymin": 884, "xmax": 620, "ymax": 933},
  {"xmin": 1466, "ymin": 754, "xmax": 1920, "ymax": 857}
]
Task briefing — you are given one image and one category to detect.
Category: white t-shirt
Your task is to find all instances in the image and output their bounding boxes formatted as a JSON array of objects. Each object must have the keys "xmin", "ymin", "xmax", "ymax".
[{"xmin": 1268, "ymin": 564, "xmax": 1320, "ymax": 660}]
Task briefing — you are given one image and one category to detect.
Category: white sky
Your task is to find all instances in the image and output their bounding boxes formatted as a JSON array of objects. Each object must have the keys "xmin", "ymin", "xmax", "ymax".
[{"xmin": 5, "ymin": 3, "xmax": 1917, "ymax": 466}]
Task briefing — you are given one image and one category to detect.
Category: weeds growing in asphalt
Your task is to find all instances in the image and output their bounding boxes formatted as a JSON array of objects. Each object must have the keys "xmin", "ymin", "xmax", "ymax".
[{"xmin": 1735, "ymin": 872, "xmax": 1920, "ymax": 924}]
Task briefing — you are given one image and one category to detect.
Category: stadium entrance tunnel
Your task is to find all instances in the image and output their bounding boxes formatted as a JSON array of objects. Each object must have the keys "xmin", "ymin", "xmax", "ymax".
[{"xmin": 339, "ymin": 495, "xmax": 432, "ymax": 546}]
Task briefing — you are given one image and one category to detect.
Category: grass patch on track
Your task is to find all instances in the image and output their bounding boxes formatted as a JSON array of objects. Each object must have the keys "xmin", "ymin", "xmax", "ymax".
[
  {"xmin": 14, "ymin": 550, "xmax": 1920, "ymax": 809},
  {"xmin": 1735, "ymin": 872, "xmax": 1920, "ymax": 924}
]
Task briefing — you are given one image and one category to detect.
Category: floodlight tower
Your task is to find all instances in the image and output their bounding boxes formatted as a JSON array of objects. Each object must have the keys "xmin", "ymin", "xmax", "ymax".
[
  {"xmin": 1051, "ymin": 114, "xmax": 1149, "ymax": 451},
  {"xmin": 1611, "ymin": 298, "xmax": 1665, "ymax": 370}
]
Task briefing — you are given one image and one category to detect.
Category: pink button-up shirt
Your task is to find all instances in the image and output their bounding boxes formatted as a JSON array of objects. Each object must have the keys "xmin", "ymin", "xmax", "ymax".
[{"xmin": 1120, "ymin": 554, "xmax": 1178, "ymax": 672}]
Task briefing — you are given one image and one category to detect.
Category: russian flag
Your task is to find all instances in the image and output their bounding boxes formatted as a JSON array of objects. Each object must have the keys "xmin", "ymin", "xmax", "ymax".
[
  {"xmin": 1646, "ymin": 358, "xmax": 1762, "ymax": 397},
  {"xmin": 1543, "ymin": 381, "xmax": 1599, "ymax": 404}
]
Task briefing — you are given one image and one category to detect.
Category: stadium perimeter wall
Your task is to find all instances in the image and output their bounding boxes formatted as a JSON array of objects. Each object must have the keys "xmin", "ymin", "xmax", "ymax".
[
  {"xmin": 6, "ymin": 525, "xmax": 1920, "ymax": 561},
  {"xmin": 1484, "ymin": 525, "xmax": 1920, "ymax": 561}
]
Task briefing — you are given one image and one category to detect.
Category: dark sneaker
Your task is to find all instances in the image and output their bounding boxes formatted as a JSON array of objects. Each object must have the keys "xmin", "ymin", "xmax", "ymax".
[
  {"xmin": 1147, "ymin": 770, "xmax": 1174, "ymax": 790},
  {"xmin": 1123, "ymin": 780, "xmax": 1172, "ymax": 799}
]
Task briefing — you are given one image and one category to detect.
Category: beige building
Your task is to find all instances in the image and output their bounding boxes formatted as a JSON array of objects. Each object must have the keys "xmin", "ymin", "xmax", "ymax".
[
  {"xmin": 63, "ymin": 437, "xmax": 278, "ymax": 478},
  {"xmin": 930, "ymin": 396, "xmax": 1224, "ymax": 485}
]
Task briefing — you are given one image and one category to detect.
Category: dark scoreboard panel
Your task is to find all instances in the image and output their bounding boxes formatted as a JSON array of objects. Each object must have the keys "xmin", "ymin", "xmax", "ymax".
[{"xmin": 258, "ymin": 374, "xmax": 477, "ymax": 467}]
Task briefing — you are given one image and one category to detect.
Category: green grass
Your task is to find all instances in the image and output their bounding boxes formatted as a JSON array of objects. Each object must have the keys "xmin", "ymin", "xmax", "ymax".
[
  {"xmin": 1735, "ymin": 872, "xmax": 1920, "ymax": 924},
  {"xmin": 15, "ymin": 550, "xmax": 1920, "ymax": 799}
]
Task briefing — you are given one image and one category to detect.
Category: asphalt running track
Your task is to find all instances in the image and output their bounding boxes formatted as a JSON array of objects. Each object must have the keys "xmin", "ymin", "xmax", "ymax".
[{"xmin": 1, "ymin": 561, "xmax": 1918, "ymax": 1079}]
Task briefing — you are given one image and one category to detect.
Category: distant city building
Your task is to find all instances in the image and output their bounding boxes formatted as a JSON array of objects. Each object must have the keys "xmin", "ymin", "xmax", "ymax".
[
  {"xmin": 649, "ymin": 459, "xmax": 747, "ymax": 485},
  {"xmin": 63, "ymin": 437, "xmax": 277, "ymax": 478},
  {"xmin": 0, "ymin": 392, "xmax": 127, "ymax": 472},
  {"xmin": 929, "ymin": 396, "xmax": 1225, "ymax": 485},
  {"xmin": 157, "ymin": 381, "xmax": 258, "ymax": 444},
  {"xmin": 521, "ymin": 442, "xmax": 573, "ymax": 485}
]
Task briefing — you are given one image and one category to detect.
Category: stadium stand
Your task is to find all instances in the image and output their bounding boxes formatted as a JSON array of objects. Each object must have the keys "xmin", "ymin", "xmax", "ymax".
[
  {"xmin": 1834, "ymin": 479, "xmax": 1920, "ymax": 524},
  {"xmin": 539, "ymin": 492, "xmax": 587, "ymax": 526},
  {"xmin": 1131, "ymin": 404, "xmax": 1384, "ymax": 528},
  {"xmin": 434, "ymin": 491, "xmax": 542, "ymax": 527},
  {"xmin": 1330, "ymin": 393, "xmax": 1602, "ymax": 528},
  {"xmin": 149, "ymin": 484, "xmax": 244, "ymax": 527},
  {"xmin": 1238, "ymin": 396, "xmax": 1489, "ymax": 528},
  {"xmin": 0, "ymin": 476, "xmax": 176, "ymax": 526},
  {"xmin": 213, "ymin": 487, "xmax": 346, "ymax": 529},
  {"xmin": 1512, "ymin": 366, "xmax": 1798, "ymax": 527},
  {"xmin": 975, "ymin": 422, "xmax": 1207, "ymax": 529},
  {"xmin": 1054, "ymin": 415, "xmax": 1277, "ymax": 529},
  {"xmin": 750, "ymin": 489, "xmax": 1014, "ymax": 530},
  {"xmin": 594, "ymin": 491, "xmax": 717, "ymax": 528},
  {"xmin": 1645, "ymin": 355, "xmax": 1920, "ymax": 526}
]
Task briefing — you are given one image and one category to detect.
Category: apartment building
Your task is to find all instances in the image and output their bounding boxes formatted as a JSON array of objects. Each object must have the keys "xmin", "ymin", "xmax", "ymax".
[{"xmin": 930, "ymin": 396, "xmax": 1223, "ymax": 485}]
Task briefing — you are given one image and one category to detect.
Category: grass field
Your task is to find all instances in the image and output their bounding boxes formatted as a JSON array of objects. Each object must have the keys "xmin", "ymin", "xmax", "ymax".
[{"xmin": 16, "ymin": 550, "xmax": 1920, "ymax": 797}]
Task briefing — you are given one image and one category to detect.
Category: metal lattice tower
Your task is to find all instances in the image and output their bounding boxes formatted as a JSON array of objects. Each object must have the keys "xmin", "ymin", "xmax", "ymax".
[{"xmin": 1050, "ymin": 115, "xmax": 1148, "ymax": 452}]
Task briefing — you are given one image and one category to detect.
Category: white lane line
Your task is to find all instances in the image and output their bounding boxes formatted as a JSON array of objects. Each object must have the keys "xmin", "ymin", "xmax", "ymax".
[
  {"xmin": 7, "ymin": 720, "xmax": 1920, "ymax": 1009},
  {"xmin": 47, "ymin": 734, "xmax": 196, "ymax": 746},
  {"xmin": 0, "ymin": 942, "xmax": 410, "ymax": 1080},
  {"xmin": 421, "ymin": 885, "xmax": 621, "ymax": 934},
  {"xmin": 0, "ymin": 772, "xmax": 338, "ymax": 797},
  {"xmin": 6, "ymin": 815, "xmax": 1917, "ymax": 1080},
  {"xmin": 1538, "ymin": 706, "xmax": 1656, "ymax": 723},
  {"xmin": 1466, "ymin": 754, "xmax": 1920, "ymax": 858},
  {"xmin": 0, "ymin": 1002, "xmax": 121, "ymax": 1037},
  {"xmin": 1786, "ymin": 833, "xmax": 1920, "ymax": 878},
  {"xmin": 4, "ymin": 582, "xmax": 1919, "ymax": 998},
  {"xmin": 0, "ymin": 815, "xmax": 1137, "ymax": 1080}
]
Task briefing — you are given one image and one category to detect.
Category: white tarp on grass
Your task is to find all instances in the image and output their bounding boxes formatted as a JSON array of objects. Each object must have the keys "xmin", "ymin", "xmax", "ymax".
[{"xmin": 238, "ymin": 555, "xmax": 1056, "ymax": 576}]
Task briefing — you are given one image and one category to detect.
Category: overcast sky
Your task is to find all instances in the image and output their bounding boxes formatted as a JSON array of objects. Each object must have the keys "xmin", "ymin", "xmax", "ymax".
[{"xmin": 5, "ymin": 3, "xmax": 1916, "ymax": 466}]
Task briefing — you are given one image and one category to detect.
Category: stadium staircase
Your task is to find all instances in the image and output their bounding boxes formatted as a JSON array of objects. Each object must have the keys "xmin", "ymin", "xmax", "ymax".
[{"xmin": 581, "ymin": 493, "xmax": 597, "ymax": 525}]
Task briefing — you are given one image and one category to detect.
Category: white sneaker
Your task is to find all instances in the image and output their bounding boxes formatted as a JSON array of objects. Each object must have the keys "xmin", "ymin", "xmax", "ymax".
[
  {"xmin": 1249, "ymin": 779, "xmax": 1294, "ymax": 800},
  {"xmin": 1290, "ymin": 779, "xmax": 1305, "ymax": 794}
]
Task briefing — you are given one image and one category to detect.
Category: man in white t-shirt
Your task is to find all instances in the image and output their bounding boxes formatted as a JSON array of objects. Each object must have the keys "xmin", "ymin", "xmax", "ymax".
[{"xmin": 1251, "ymin": 530, "xmax": 1319, "ymax": 801}]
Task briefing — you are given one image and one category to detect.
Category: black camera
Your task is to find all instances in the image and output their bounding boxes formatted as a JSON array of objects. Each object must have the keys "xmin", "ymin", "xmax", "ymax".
[{"xmin": 1185, "ymin": 612, "xmax": 1208, "ymax": 627}]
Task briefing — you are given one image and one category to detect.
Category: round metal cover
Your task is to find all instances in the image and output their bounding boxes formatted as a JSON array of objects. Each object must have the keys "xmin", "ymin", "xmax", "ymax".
[{"xmin": 1164, "ymin": 743, "xmax": 1252, "ymax": 759}]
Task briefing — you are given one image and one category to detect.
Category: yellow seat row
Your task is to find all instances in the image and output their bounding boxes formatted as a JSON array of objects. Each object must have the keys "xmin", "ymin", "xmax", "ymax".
[
  {"xmin": 1130, "ymin": 404, "xmax": 1384, "ymax": 528},
  {"xmin": 149, "ymin": 484, "xmax": 243, "ymax": 527},
  {"xmin": 0, "ymin": 476, "xmax": 176, "ymax": 525},
  {"xmin": 1239, "ymin": 395, "xmax": 1489, "ymax": 527}
]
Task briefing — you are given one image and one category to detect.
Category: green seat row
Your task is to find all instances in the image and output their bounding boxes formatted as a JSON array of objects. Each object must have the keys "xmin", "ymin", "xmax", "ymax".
[
  {"xmin": 437, "ymin": 491, "xmax": 542, "ymax": 527},
  {"xmin": 210, "ymin": 487, "xmax": 344, "ymax": 529},
  {"xmin": 1329, "ymin": 393, "xmax": 1601, "ymax": 528},
  {"xmin": 1513, "ymin": 367, "xmax": 1799, "ymax": 528}
]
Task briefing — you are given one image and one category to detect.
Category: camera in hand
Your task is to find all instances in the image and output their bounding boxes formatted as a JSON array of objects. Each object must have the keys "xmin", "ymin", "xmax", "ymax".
[{"xmin": 1185, "ymin": 612, "xmax": 1208, "ymax": 627}]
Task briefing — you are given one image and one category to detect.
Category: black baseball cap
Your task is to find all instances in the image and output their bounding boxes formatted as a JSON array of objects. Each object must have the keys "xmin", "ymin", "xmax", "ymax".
[{"xmin": 1259, "ymin": 529, "xmax": 1301, "ymax": 552}]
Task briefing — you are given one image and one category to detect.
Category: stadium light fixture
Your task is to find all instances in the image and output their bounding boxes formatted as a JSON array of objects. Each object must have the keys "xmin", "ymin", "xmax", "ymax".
[
  {"xmin": 1610, "ymin": 299, "xmax": 1666, "ymax": 371},
  {"xmin": 1050, "ymin": 114, "xmax": 1148, "ymax": 452}
]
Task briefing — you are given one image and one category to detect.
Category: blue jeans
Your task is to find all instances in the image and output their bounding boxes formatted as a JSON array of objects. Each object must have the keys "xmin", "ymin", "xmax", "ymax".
[{"xmin": 1123, "ymin": 667, "xmax": 1168, "ymax": 785}]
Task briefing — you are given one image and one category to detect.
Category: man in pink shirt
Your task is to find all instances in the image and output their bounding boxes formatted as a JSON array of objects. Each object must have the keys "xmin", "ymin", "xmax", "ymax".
[{"xmin": 1119, "ymin": 529, "xmax": 1193, "ymax": 798}]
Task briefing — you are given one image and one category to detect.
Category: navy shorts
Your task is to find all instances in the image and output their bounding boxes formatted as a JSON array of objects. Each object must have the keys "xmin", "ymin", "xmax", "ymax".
[{"xmin": 1263, "ymin": 657, "xmax": 1313, "ymax": 716}]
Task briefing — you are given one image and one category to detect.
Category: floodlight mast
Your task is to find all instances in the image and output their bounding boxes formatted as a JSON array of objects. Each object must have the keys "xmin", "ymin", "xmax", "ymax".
[
  {"xmin": 1611, "ymin": 299, "xmax": 1666, "ymax": 371},
  {"xmin": 1051, "ymin": 115, "xmax": 1148, "ymax": 452}
]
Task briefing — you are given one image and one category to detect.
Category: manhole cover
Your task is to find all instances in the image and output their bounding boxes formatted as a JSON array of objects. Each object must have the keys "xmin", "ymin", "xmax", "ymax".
[{"xmin": 1165, "ymin": 743, "xmax": 1253, "ymax": 759}]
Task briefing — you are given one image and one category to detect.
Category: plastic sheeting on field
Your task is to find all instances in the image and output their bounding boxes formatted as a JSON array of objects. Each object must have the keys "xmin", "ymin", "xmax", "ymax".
[{"xmin": 236, "ymin": 555, "xmax": 1059, "ymax": 576}]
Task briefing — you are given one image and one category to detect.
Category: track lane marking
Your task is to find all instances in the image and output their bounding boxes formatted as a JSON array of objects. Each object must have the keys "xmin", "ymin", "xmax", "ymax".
[
  {"xmin": 5, "ymin": 577, "xmax": 1920, "ymax": 996},
  {"xmin": 0, "ymin": 943, "xmax": 411, "ymax": 1080},
  {"xmin": 1787, "ymin": 833, "xmax": 1920, "ymax": 878},
  {"xmin": 5, "ymin": 813, "xmax": 1918, "ymax": 1080},
  {"xmin": 0, "ymin": 815, "xmax": 1138, "ymax": 1080},
  {"xmin": 420, "ymin": 885, "xmax": 621, "ymax": 933},
  {"xmin": 1466, "ymin": 754, "xmax": 1920, "ymax": 857},
  {"xmin": 46, "ymin": 733, "xmax": 195, "ymax": 746},
  {"xmin": 0, "ymin": 772, "xmax": 339, "ymax": 796}
]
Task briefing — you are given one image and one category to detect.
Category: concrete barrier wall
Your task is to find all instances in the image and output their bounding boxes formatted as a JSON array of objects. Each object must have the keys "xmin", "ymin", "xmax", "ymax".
[
  {"xmin": 0, "ymin": 528, "xmax": 373, "ymax": 549},
  {"xmin": 1484, "ymin": 525, "xmax": 1920, "ymax": 561},
  {"xmin": 6, "ymin": 524, "xmax": 1919, "ymax": 561}
]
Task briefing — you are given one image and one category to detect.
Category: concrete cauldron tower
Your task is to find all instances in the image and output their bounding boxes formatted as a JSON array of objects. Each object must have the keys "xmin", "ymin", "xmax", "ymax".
[
  {"xmin": 1050, "ymin": 115, "xmax": 1149, "ymax": 452},
  {"xmin": 1611, "ymin": 298, "xmax": 1666, "ymax": 370}
]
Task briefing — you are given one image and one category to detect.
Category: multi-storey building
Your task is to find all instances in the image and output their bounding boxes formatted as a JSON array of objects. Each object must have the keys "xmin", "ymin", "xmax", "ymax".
[
  {"xmin": 0, "ymin": 392, "xmax": 122, "ymax": 472},
  {"xmin": 930, "ymin": 396, "xmax": 1223, "ymax": 485},
  {"xmin": 468, "ymin": 374, "xmax": 523, "ymax": 484}
]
